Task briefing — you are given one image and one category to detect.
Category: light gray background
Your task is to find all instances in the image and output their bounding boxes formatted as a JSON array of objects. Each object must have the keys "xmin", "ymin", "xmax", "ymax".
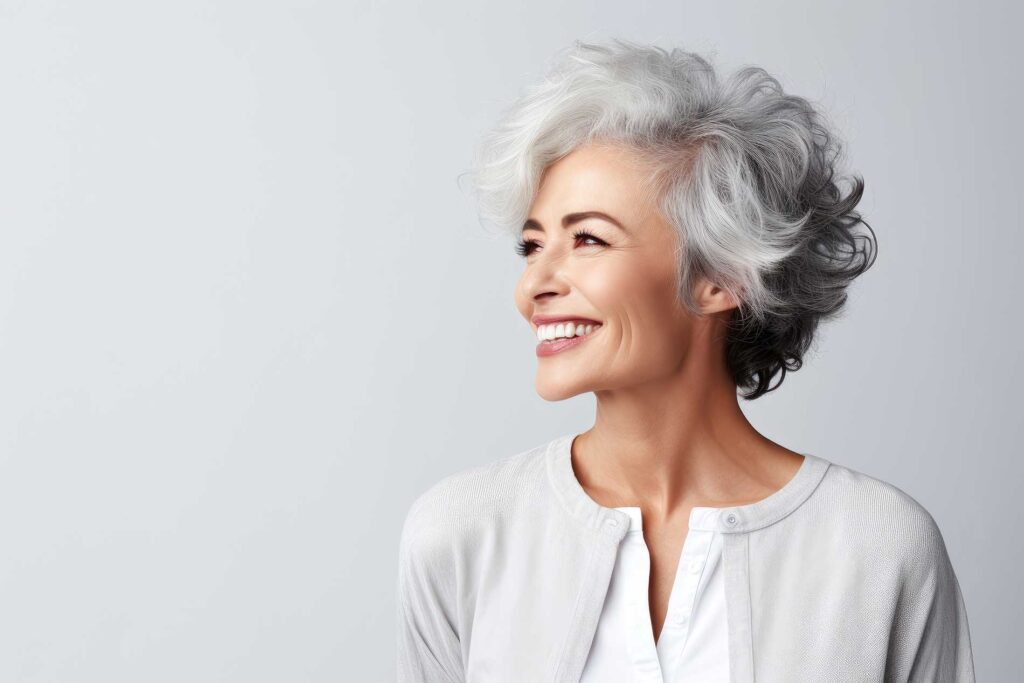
[{"xmin": 0, "ymin": 0, "xmax": 1018, "ymax": 680}]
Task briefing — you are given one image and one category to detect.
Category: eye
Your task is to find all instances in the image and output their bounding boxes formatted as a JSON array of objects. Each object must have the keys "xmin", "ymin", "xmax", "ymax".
[
  {"xmin": 514, "ymin": 238, "xmax": 539, "ymax": 258},
  {"xmin": 571, "ymin": 229, "xmax": 607, "ymax": 247},
  {"xmin": 514, "ymin": 230, "xmax": 608, "ymax": 259}
]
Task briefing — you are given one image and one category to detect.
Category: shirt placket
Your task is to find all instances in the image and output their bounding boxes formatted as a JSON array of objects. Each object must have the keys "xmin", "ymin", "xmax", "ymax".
[
  {"xmin": 655, "ymin": 527, "xmax": 714, "ymax": 669},
  {"xmin": 620, "ymin": 512, "xmax": 665, "ymax": 682}
]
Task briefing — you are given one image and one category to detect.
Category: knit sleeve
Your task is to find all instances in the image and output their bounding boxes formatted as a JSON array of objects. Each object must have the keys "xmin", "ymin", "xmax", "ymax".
[
  {"xmin": 886, "ymin": 508, "xmax": 976, "ymax": 682},
  {"xmin": 396, "ymin": 492, "xmax": 465, "ymax": 683}
]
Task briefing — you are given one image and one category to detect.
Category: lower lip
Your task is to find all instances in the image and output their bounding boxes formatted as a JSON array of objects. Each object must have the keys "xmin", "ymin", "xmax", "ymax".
[{"xmin": 536, "ymin": 325, "xmax": 602, "ymax": 357}]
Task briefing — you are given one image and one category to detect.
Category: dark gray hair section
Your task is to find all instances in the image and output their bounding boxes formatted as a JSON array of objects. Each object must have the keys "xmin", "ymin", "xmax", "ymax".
[{"xmin": 468, "ymin": 39, "xmax": 877, "ymax": 399}]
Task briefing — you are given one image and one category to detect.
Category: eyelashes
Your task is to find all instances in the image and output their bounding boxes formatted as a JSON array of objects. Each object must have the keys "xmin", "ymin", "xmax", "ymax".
[
  {"xmin": 513, "ymin": 239, "xmax": 536, "ymax": 257},
  {"xmin": 514, "ymin": 230, "xmax": 607, "ymax": 258}
]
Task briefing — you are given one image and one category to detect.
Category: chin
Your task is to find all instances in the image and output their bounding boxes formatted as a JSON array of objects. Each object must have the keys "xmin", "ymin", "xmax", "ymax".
[{"xmin": 535, "ymin": 378, "xmax": 590, "ymax": 402}]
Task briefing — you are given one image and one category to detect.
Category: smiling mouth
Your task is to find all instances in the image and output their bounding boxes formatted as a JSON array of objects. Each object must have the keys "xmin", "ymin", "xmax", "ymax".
[
  {"xmin": 535, "ymin": 322, "xmax": 603, "ymax": 343},
  {"xmin": 535, "ymin": 324, "xmax": 603, "ymax": 356}
]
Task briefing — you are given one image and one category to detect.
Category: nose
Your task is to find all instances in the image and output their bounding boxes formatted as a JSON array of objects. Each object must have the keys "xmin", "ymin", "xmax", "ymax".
[{"xmin": 520, "ymin": 253, "xmax": 571, "ymax": 304}]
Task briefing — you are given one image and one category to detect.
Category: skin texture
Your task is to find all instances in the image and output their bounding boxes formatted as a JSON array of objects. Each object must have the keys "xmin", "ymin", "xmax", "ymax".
[{"xmin": 513, "ymin": 140, "xmax": 806, "ymax": 646}]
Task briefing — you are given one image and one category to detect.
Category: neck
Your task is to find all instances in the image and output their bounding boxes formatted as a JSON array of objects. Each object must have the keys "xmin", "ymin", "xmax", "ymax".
[{"xmin": 574, "ymin": 357, "xmax": 803, "ymax": 524}]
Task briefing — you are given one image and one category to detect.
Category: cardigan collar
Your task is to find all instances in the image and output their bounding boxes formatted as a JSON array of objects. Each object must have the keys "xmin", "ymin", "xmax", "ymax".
[{"xmin": 545, "ymin": 431, "xmax": 832, "ymax": 541}]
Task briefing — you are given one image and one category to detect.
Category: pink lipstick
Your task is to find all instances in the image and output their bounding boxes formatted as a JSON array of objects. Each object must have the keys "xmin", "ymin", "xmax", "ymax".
[{"xmin": 536, "ymin": 326, "xmax": 602, "ymax": 357}]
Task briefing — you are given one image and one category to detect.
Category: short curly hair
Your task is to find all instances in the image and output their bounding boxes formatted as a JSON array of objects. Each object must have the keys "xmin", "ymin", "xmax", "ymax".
[{"xmin": 467, "ymin": 38, "xmax": 878, "ymax": 400}]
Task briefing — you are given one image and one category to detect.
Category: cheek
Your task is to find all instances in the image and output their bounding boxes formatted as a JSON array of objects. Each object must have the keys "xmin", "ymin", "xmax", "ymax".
[
  {"xmin": 576, "ymin": 262, "xmax": 641, "ymax": 309},
  {"xmin": 582, "ymin": 259, "xmax": 678, "ymax": 320}
]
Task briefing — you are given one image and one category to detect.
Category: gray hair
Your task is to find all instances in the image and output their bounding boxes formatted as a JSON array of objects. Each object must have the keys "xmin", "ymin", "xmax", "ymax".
[{"xmin": 467, "ymin": 38, "xmax": 877, "ymax": 399}]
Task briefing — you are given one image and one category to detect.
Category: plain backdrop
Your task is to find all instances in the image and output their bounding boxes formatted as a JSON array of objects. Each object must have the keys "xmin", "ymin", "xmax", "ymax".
[{"xmin": 0, "ymin": 0, "xmax": 1019, "ymax": 680}]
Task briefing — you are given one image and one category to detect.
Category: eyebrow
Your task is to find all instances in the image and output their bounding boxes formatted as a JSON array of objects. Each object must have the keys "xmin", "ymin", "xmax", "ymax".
[{"xmin": 521, "ymin": 211, "xmax": 628, "ymax": 235}]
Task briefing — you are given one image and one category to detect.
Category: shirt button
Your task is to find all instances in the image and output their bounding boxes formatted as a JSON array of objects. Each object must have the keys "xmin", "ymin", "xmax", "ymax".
[
  {"xmin": 688, "ymin": 560, "xmax": 703, "ymax": 574},
  {"xmin": 606, "ymin": 518, "xmax": 619, "ymax": 527},
  {"xmin": 725, "ymin": 513, "xmax": 738, "ymax": 526}
]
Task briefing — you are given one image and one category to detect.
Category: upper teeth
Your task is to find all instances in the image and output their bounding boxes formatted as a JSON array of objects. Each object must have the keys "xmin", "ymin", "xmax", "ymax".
[{"xmin": 536, "ymin": 321, "xmax": 601, "ymax": 342}]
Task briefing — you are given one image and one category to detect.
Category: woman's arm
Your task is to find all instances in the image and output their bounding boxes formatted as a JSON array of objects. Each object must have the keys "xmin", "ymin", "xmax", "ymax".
[
  {"xmin": 886, "ymin": 511, "xmax": 976, "ymax": 682},
  {"xmin": 396, "ymin": 494, "xmax": 465, "ymax": 683}
]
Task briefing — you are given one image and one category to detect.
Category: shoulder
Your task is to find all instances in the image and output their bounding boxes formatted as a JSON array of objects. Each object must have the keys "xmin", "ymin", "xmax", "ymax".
[
  {"xmin": 398, "ymin": 436, "xmax": 554, "ymax": 561},
  {"xmin": 814, "ymin": 458, "xmax": 952, "ymax": 575}
]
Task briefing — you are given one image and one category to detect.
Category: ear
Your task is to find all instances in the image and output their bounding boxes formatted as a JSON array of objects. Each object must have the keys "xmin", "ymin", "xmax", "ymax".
[{"xmin": 693, "ymin": 277, "xmax": 741, "ymax": 316}]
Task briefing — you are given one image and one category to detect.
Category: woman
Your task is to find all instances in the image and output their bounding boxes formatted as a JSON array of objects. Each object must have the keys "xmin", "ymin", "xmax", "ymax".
[{"xmin": 397, "ymin": 39, "xmax": 975, "ymax": 682}]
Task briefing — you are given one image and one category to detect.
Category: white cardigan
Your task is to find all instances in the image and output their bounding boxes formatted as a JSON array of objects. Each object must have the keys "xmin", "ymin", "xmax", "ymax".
[{"xmin": 396, "ymin": 432, "xmax": 975, "ymax": 682}]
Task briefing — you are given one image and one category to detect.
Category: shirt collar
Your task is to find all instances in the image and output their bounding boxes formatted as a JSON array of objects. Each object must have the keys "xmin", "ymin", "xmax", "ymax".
[{"xmin": 545, "ymin": 431, "xmax": 831, "ymax": 540}]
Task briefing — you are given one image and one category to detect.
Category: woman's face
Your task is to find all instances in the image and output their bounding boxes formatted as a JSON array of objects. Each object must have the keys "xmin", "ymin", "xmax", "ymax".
[{"xmin": 515, "ymin": 141, "xmax": 723, "ymax": 401}]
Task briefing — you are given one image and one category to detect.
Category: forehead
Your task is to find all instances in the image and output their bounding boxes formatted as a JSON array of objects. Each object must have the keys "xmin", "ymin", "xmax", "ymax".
[{"xmin": 531, "ymin": 142, "xmax": 654, "ymax": 216}]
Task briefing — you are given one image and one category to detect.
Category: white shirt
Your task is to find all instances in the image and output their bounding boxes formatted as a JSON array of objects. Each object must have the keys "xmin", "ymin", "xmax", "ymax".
[{"xmin": 580, "ymin": 505, "xmax": 729, "ymax": 681}]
